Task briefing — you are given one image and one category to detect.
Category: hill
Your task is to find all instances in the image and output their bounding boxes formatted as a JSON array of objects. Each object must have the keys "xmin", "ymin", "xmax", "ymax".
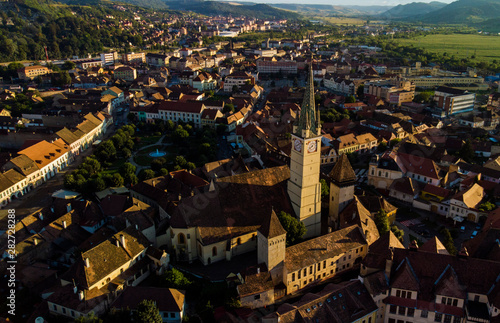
[
  {"xmin": 379, "ymin": 1, "xmax": 446, "ymax": 19},
  {"xmin": 269, "ymin": 4, "xmax": 364, "ymax": 17},
  {"xmin": 419, "ymin": 0, "xmax": 500, "ymax": 24},
  {"xmin": 164, "ymin": 1, "xmax": 300, "ymax": 19}
]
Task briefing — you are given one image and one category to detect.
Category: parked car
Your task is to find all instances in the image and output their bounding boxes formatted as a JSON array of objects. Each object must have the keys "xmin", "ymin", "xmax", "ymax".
[
  {"xmin": 470, "ymin": 231, "xmax": 478, "ymax": 239},
  {"xmin": 460, "ymin": 226, "xmax": 465, "ymax": 233}
]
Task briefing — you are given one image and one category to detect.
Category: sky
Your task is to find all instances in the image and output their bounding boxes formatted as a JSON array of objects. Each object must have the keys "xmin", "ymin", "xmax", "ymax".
[{"xmin": 228, "ymin": 0, "xmax": 456, "ymax": 6}]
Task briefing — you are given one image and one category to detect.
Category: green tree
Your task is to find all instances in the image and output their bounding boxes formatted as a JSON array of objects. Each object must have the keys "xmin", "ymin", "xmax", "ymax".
[
  {"xmin": 139, "ymin": 169, "xmax": 156, "ymax": 181},
  {"xmin": 479, "ymin": 201, "xmax": 495, "ymax": 212},
  {"xmin": 278, "ymin": 211, "xmax": 306, "ymax": 246},
  {"xmin": 175, "ymin": 155, "xmax": 187, "ymax": 167},
  {"xmin": 110, "ymin": 173, "xmax": 124, "ymax": 187},
  {"xmin": 173, "ymin": 126, "xmax": 189, "ymax": 140},
  {"xmin": 440, "ymin": 228, "xmax": 457, "ymax": 255},
  {"xmin": 62, "ymin": 60, "xmax": 76, "ymax": 70},
  {"xmin": 134, "ymin": 300, "xmax": 162, "ymax": 323},
  {"xmin": 320, "ymin": 179, "xmax": 329, "ymax": 198},
  {"xmin": 345, "ymin": 95, "xmax": 356, "ymax": 103},
  {"xmin": 90, "ymin": 177, "xmax": 106, "ymax": 192},
  {"xmin": 375, "ymin": 210, "xmax": 390, "ymax": 236},
  {"xmin": 164, "ymin": 268, "xmax": 192, "ymax": 290},
  {"xmin": 356, "ymin": 85, "xmax": 364, "ymax": 100},
  {"xmin": 123, "ymin": 172, "xmax": 138, "ymax": 186},
  {"xmin": 76, "ymin": 312, "xmax": 103, "ymax": 323},
  {"xmin": 80, "ymin": 157, "xmax": 101, "ymax": 176},
  {"xmin": 120, "ymin": 162, "xmax": 136, "ymax": 176},
  {"xmin": 96, "ymin": 140, "xmax": 117, "ymax": 161},
  {"xmin": 459, "ymin": 139, "xmax": 475, "ymax": 163},
  {"xmin": 222, "ymin": 103, "xmax": 235, "ymax": 114},
  {"xmin": 391, "ymin": 225, "xmax": 404, "ymax": 242},
  {"xmin": 377, "ymin": 141, "xmax": 387, "ymax": 152},
  {"xmin": 56, "ymin": 71, "xmax": 71, "ymax": 86}
]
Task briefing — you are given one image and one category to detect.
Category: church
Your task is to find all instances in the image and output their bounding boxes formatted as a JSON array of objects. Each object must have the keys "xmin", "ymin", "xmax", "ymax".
[{"xmin": 167, "ymin": 62, "xmax": 376, "ymax": 272}]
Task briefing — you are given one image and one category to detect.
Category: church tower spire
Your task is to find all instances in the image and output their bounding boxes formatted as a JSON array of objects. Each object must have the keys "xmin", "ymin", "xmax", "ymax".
[
  {"xmin": 288, "ymin": 56, "xmax": 323, "ymax": 238},
  {"xmin": 294, "ymin": 59, "xmax": 321, "ymax": 138}
]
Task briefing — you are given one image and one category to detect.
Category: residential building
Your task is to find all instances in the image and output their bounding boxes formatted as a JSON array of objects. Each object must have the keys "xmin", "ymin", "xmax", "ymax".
[
  {"xmin": 114, "ymin": 66, "xmax": 137, "ymax": 81},
  {"xmin": 257, "ymin": 58, "xmax": 297, "ymax": 74},
  {"xmin": 447, "ymin": 183, "xmax": 486, "ymax": 223},
  {"xmin": 332, "ymin": 133, "xmax": 359, "ymax": 155},
  {"xmin": 146, "ymin": 53, "xmax": 170, "ymax": 67},
  {"xmin": 100, "ymin": 51, "xmax": 119, "ymax": 65},
  {"xmin": 434, "ymin": 86, "xmax": 475, "ymax": 116},
  {"xmin": 0, "ymin": 169, "xmax": 27, "ymax": 206},
  {"xmin": 121, "ymin": 52, "xmax": 146, "ymax": 64},
  {"xmin": 111, "ymin": 287, "xmax": 185, "ymax": 323},
  {"xmin": 223, "ymin": 71, "xmax": 254, "ymax": 92},
  {"xmin": 192, "ymin": 72, "xmax": 218, "ymax": 92},
  {"xmin": 261, "ymin": 280, "xmax": 378, "ymax": 323},
  {"xmin": 364, "ymin": 79, "xmax": 415, "ymax": 103},
  {"xmin": 18, "ymin": 65, "xmax": 50, "ymax": 80},
  {"xmin": 156, "ymin": 101, "xmax": 207, "ymax": 128}
]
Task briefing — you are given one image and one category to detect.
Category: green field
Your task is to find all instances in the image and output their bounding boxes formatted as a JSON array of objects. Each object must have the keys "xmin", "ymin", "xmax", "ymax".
[{"xmin": 397, "ymin": 34, "xmax": 500, "ymax": 64}]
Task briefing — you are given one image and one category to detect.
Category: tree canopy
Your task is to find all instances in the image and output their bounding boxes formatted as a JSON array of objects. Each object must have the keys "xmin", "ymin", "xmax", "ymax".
[{"xmin": 278, "ymin": 211, "xmax": 306, "ymax": 246}]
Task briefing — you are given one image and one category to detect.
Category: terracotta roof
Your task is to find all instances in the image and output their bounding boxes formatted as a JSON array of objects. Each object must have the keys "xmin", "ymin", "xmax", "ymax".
[
  {"xmin": 68, "ymin": 226, "xmax": 150, "ymax": 289},
  {"xmin": 419, "ymin": 236, "xmax": 449, "ymax": 255},
  {"xmin": 284, "ymin": 225, "xmax": 366, "ymax": 272},
  {"xmin": 362, "ymin": 231, "xmax": 404, "ymax": 270},
  {"xmin": 258, "ymin": 209, "xmax": 286, "ymax": 239},
  {"xmin": 170, "ymin": 166, "xmax": 293, "ymax": 245},
  {"xmin": 6, "ymin": 154, "xmax": 39, "ymax": 176},
  {"xmin": 17, "ymin": 140, "xmax": 69, "ymax": 169},
  {"xmin": 111, "ymin": 286, "xmax": 185, "ymax": 312},
  {"xmin": 329, "ymin": 154, "xmax": 356, "ymax": 184},
  {"xmin": 338, "ymin": 197, "xmax": 380, "ymax": 245},
  {"xmin": 451, "ymin": 183, "xmax": 484, "ymax": 209},
  {"xmin": 0, "ymin": 169, "xmax": 25, "ymax": 192},
  {"xmin": 156, "ymin": 100, "xmax": 205, "ymax": 113},
  {"xmin": 389, "ymin": 177, "xmax": 423, "ymax": 196},
  {"xmin": 265, "ymin": 280, "xmax": 378, "ymax": 323},
  {"xmin": 396, "ymin": 152, "xmax": 440, "ymax": 180}
]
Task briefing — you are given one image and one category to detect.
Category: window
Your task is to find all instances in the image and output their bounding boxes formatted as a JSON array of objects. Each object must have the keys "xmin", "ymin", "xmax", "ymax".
[
  {"xmin": 407, "ymin": 308, "xmax": 414, "ymax": 317},
  {"xmin": 323, "ymin": 260, "xmax": 326, "ymax": 269},
  {"xmin": 310, "ymin": 266, "xmax": 313, "ymax": 274},
  {"xmin": 71, "ymin": 311, "xmax": 75, "ymax": 317},
  {"xmin": 298, "ymin": 271, "xmax": 301, "ymax": 279},
  {"xmin": 444, "ymin": 315, "xmax": 452, "ymax": 323},
  {"xmin": 292, "ymin": 273, "xmax": 295, "ymax": 281},
  {"xmin": 421, "ymin": 310, "xmax": 428, "ymax": 318},
  {"xmin": 304, "ymin": 268, "xmax": 307, "ymax": 276},
  {"xmin": 390, "ymin": 305, "xmax": 397, "ymax": 314},
  {"xmin": 212, "ymin": 246, "xmax": 217, "ymax": 256},
  {"xmin": 237, "ymin": 238, "xmax": 241, "ymax": 245},
  {"xmin": 435, "ymin": 313, "xmax": 442, "ymax": 322},
  {"xmin": 398, "ymin": 306, "xmax": 406, "ymax": 316},
  {"xmin": 53, "ymin": 305, "xmax": 58, "ymax": 311},
  {"xmin": 474, "ymin": 295, "xmax": 480, "ymax": 302},
  {"xmin": 62, "ymin": 308, "xmax": 66, "ymax": 314},
  {"xmin": 447, "ymin": 298, "xmax": 452, "ymax": 305},
  {"xmin": 178, "ymin": 233, "xmax": 186, "ymax": 244},
  {"xmin": 170, "ymin": 313, "xmax": 176, "ymax": 318},
  {"xmin": 453, "ymin": 316, "xmax": 460, "ymax": 323},
  {"xmin": 452, "ymin": 299, "xmax": 458, "ymax": 306},
  {"xmin": 441, "ymin": 297, "xmax": 446, "ymax": 304}
]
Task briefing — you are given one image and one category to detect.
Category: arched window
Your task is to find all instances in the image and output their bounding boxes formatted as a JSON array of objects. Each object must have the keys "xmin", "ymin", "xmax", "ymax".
[
  {"xmin": 212, "ymin": 246, "xmax": 217, "ymax": 256},
  {"xmin": 178, "ymin": 233, "xmax": 186, "ymax": 244}
]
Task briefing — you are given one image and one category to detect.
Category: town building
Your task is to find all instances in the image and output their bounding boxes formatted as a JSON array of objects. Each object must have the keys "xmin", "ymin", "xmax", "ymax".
[
  {"xmin": 433, "ymin": 86, "xmax": 475, "ymax": 116},
  {"xmin": 18, "ymin": 65, "xmax": 50, "ymax": 80}
]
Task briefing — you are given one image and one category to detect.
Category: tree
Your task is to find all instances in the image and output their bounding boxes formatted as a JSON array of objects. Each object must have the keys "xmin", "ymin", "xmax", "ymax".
[
  {"xmin": 110, "ymin": 173, "xmax": 124, "ymax": 187},
  {"xmin": 56, "ymin": 71, "xmax": 71, "ymax": 86},
  {"xmin": 345, "ymin": 95, "xmax": 356, "ymax": 103},
  {"xmin": 175, "ymin": 155, "xmax": 187, "ymax": 167},
  {"xmin": 479, "ymin": 201, "xmax": 495, "ymax": 212},
  {"xmin": 96, "ymin": 140, "xmax": 117, "ymax": 162},
  {"xmin": 278, "ymin": 211, "xmax": 306, "ymax": 246},
  {"xmin": 90, "ymin": 177, "xmax": 106, "ymax": 192},
  {"xmin": 134, "ymin": 300, "xmax": 162, "ymax": 323},
  {"xmin": 440, "ymin": 228, "xmax": 457, "ymax": 255},
  {"xmin": 413, "ymin": 91, "xmax": 433, "ymax": 103},
  {"xmin": 459, "ymin": 139, "xmax": 475, "ymax": 163},
  {"xmin": 76, "ymin": 312, "xmax": 103, "ymax": 323},
  {"xmin": 375, "ymin": 210, "xmax": 390, "ymax": 236},
  {"xmin": 356, "ymin": 85, "xmax": 364, "ymax": 100},
  {"xmin": 222, "ymin": 103, "xmax": 235, "ymax": 114},
  {"xmin": 391, "ymin": 225, "xmax": 404, "ymax": 242},
  {"xmin": 320, "ymin": 179, "xmax": 329, "ymax": 198},
  {"xmin": 164, "ymin": 268, "xmax": 192, "ymax": 290},
  {"xmin": 377, "ymin": 141, "xmax": 387, "ymax": 152},
  {"xmin": 139, "ymin": 169, "xmax": 156, "ymax": 181},
  {"xmin": 80, "ymin": 157, "xmax": 101, "ymax": 176},
  {"xmin": 120, "ymin": 162, "xmax": 136, "ymax": 176},
  {"xmin": 173, "ymin": 126, "xmax": 189, "ymax": 140},
  {"xmin": 123, "ymin": 172, "xmax": 138, "ymax": 186},
  {"xmin": 62, "ymin": 60, "xmax": 76, "ymax": 70}
]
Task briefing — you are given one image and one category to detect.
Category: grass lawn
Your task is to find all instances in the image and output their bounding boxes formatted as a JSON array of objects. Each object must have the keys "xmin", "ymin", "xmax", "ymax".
[
  {"xmin": 317, "ymin": 16, "xmax": 368, "ymax": 26},
  {"xmin": 134, "ymin": 155, "xmax": 154, "ymax": 166},
  {"xmin": 135, "ymin": 135, "xmax": 161, "ymax": 148},
  {"xmin": 397, "ymin": 33, "xmax": 500, "ymax": 64}
]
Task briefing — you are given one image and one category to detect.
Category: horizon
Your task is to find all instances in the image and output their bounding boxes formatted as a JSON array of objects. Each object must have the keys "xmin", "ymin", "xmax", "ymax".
[{"xmin": 221, "ymin": 0, "xmax": 456, "ymax": 6}]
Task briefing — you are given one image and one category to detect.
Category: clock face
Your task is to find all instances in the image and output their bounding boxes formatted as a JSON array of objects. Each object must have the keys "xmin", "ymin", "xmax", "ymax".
[
  {"xmin": 307, "ymin": 140, "xmax": 317, "ymax": 153},
  {"xmin": 294, "ymin": 138, "xmax": 303, "ymax": 152}
]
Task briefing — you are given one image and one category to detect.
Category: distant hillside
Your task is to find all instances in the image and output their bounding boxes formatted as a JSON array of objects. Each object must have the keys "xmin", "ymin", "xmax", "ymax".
[
  {"xmin": 419, "ymin": 0, "xmax": 500, "ymax": 24},
  {"xmin": 475, "ymin": 17, "xmax": 500, "ymax": 32},
  {"xmin": 380, "ymin": 1, "xmax": 446, "ymax": 19},
  {"xmin": 164, "ymin": 1, "xmax": 300, "ymax": 19},
  {"xmin": 342, "ymin": 5, "xmax": 393, "ymax": 15},
  {"xmin": 269, "ymin": 3, "xmax": 364, "ymax": 17}
]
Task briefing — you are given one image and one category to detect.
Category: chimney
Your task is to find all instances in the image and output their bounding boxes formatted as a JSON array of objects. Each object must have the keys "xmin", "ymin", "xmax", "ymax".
[
  {"xmin": 39, "ymin": 212, "xmax": 44, "ymax": 220},
  {"xmin": 85, "ymin": 258, "xmax": 90, "ymax": 267},
  {"xmin": 78, "ymin": 291, "xmax": 84, "ymax": 301},
  {"xmin": 62, "ymin": 221, "xmax": 67, "ymax": 229},
  {"xmin": 67, "ymin": 203, "xmax": 72, "ymax": 213},
  {"xmin": 33, "ymin": 238, "xmax": 38, "ymax": 245},
  {"xmin": 120, "ymin": 234, "xmax": 126, "ymax": 249},
  {"xmin": 73, "ymin": 286, "xmax": 78, "ymax": 294}
]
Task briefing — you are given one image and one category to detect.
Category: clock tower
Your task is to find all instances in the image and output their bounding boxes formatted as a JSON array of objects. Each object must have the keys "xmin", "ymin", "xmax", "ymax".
[{"xmin": 287, "ymin": 60, "xmax": 322, "ymax": 238}]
